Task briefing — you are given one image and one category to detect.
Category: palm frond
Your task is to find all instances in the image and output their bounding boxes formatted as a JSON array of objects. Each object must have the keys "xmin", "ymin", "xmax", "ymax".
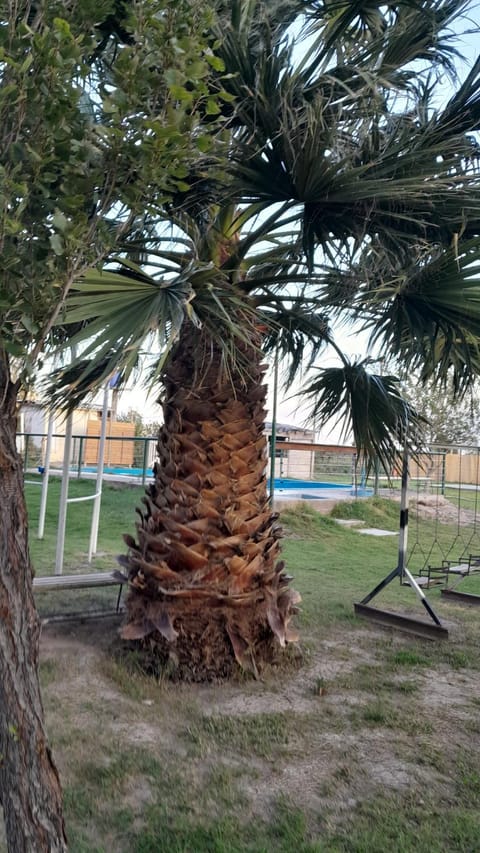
[
  {"xmin": 430, "ymin": 54, "xmax": 480, "ymax": 142},
  {"xmin": 305, "ymin": 1, "xmax": 470, "ymax": 77},
  {"xmin": 49, "ymin": 0, "xmax": 480, "ymax": 420},
  {"xmin": 51, "ymin": 262, "xmax": 195, "ymax": 406},
  {"xmin": 303, "ymin": 359, "xmax": 426, "ymax": 472},
  {"xmin": 51, "ymin": 253, "xmax": 265, "ymax": 408},
  {"xmin": 258, "ymin": 302, "xmax": 332, "ymax": 386},
  {"xmin": 362, "ymin": 238, "xmax": 480, "ymax": 393}
]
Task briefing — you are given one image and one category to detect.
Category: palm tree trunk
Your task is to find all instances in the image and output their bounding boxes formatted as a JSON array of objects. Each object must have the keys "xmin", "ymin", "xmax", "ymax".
[
  {"xmin": 121, "ymin": 322, "xmax": 300, "ymax": 680},
  {"xmin": 0, "ymin": 350, "xmax": 67, "ymax": 852}
]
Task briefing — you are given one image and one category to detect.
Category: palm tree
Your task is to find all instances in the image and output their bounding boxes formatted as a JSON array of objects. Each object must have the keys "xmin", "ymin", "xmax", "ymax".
[{"xmin": 54, "ymin": 0, "xmax": 480, "ymax": 679}]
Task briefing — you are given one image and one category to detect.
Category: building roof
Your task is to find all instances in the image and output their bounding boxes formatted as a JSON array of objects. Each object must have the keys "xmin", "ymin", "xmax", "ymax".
[{"xmin": 264, "ymin": 421, "xmax": 314, "ymax": 434}]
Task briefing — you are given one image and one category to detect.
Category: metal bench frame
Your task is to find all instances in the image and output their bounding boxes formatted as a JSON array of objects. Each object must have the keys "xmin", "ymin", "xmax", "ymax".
[{"xmin": 33, "ymin": 571, "xmax": 127, "ymax": 615}]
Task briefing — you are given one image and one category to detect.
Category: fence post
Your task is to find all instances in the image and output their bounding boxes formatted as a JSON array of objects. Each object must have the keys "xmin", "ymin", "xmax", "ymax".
[
  {"xmin": 441, "ymin": 451, "xmax": 447, "ymax": 496},
  {"xmin": 352, "ymin": 453, "xmax": 357, "ymax": 496},
  {"xmin": 77, "ymin": 436, "xmax": 84, "ymax": 478},
  {"xmin": 24, "ymin": 433, "xmax": 30, "ymax": 471},
  {"xmin": 141, "ymin": 438, "xmax": 149, "ymax": 486}
]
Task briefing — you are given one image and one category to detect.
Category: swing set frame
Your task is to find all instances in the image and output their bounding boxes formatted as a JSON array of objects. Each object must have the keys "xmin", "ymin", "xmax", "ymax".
[{"xmin": 354, "ymin": 448, "xmax": 449, "ymax": 640}]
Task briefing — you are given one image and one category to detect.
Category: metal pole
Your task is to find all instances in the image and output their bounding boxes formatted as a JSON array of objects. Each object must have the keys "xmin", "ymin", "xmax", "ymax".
[
  {"xmin": 398, "ymin": 445, "xmax": 409, "ymax": 585},
  {"xmin": 24, "ymin": 433, "xmax": 30, "ymax": 472},
  {"xmin": 88, "ymin": 384, "xmax": 109, "ymax": 562},
  {"xmin": 374, "ymin": 457, "xmax": 379, "ymax": 496},
  {"xmin": 269, "ymin": 347, "xmax": 279, "ymax": 503},
  {"xmin": 402, "ymin": 566, "xmax": 442, "ymax": 626},
  {"xmin": 77, "ymin": 436, "xmax": 84, "ymax": 478},
  {"xmin": 38, "ymin": 409, "xmax": 54, "ymax": 539},
  {"xmin": 55, "ymin": 411, "xmax": 73, "ymax": 575},
  {"xmin": 141, "ymin": 438, "xmax": 149, "ymax": 486},
  {"xmin": 441, "ymin": 451, "xmax": 446, "ymax": 496},
  {"xmin": 353, "ymin": 453, "xmax": 358, "ymax": 496}
]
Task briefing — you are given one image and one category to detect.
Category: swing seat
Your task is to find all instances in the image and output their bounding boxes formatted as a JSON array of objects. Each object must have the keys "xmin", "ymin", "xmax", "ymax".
[
  {"xmin": 440, "ymin": 554, "xmax": 480, "ymax": 605},
  {"xmin": 446, "ymin": 563, "xmax": 470, "ymax": 574}
]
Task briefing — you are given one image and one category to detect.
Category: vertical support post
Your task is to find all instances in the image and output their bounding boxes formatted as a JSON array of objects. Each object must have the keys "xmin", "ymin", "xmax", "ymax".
[
  {"xmin": 141, "ymin": 438, "xmax": 149, "ymax": 486},
  {"xmin": 269, "ymin": 347, "xmax": 279, "ymax": 503},
  {"xmin": 88, "ymin": 385, "xmax": 109, "ymax": 562},
  {"xmin": 55, "ymin": 412, "xmax": 73, "ymax": 575},
  {"xmin": 352, "ymin": 453, "xmax": 358, "ymax": 496},
  {"xmin": 24, "ymin": 433, "xmax": 30, "ymax": 472},
  {"xmin": 374, "ymin": 457, "xmax": 379, "ymax": 496},
  {"xmin": 441, "ymin": 451, "xmax": 446, "ymax": 496},
  {"xmin": 38, "ymin": 409, "xmax": 54, "ymax": 539},
  {"xmin": 77, "ymin": 436, "xmax": 84, "ymax": 479},
  {"xmin": 398, "ymin": 445, "xmax": 410, "ymax": 585}
]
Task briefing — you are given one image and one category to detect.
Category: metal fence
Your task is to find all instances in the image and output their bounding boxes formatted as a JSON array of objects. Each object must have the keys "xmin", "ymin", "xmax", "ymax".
[
  {"xmin": 19, "ymin": 432, "xmax": 480, "ymax": 490},
  {"xmin": 18, "ymin": 431, "xmax": 364, "ymax": 487},
  {"xmin": 17, "ymin": 432, "xmax": 158, "ymax": 485}
]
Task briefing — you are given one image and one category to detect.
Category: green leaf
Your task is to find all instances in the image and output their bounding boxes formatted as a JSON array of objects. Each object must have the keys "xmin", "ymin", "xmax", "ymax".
[
  {"xmin": 52, "ymin": 209, "xmax": 69, "ymax": 233},
  {"xmin": 205, "ymin": 54, "xmax": 225, "ymax": 72},
  {"xmin": 205, "ymin": 98, "xmax": 221, "ymax": 116},
  {"xmin": 20, "ymin": 53, "xmax": 33, "ymax": 73},
  {"xmin": 168, "ymin": 85, "xmax": 193, "ymax": 103},
  {"xmin": 4, "ymin": 341, "xmax": 24, "ymax": 357},
  {"xmin": 49, "ymin": 233, "xmax": 64, "ymax": 256},
  {"xmin": 20, "ymin": 314, "xmax": 38, "ymax": 334},
  {"xmin": 196, "ymin": 135, "xmax": 212, "ymax": 153}
]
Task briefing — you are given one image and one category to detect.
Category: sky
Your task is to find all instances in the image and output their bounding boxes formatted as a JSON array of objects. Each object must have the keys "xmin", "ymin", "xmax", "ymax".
[{"xmin": 115, "ymin": 5, "xmax": 480, "ymax": 440}]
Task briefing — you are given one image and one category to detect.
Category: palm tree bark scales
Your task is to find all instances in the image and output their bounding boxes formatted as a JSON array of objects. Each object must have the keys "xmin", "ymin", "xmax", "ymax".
[
  {"xmin": 121, "ymin": 323, "xmax": 300, "ymax": 680},
  {"xmin": 0, "ymin": 350, "xmax": 67, "ymax": 852}
]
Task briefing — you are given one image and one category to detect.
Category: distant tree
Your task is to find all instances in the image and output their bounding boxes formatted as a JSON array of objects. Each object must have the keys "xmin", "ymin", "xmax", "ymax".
[
  {"xmin": 116, "ymin": 409, "xmax": 163, "ymax": 466},
  {"xmin": 402, "ymin": 377, "xmax": 480, "ymax": 446},
  {"xmin": 117, "ymin": 409, "xmax": 163, "ymax": 438}
]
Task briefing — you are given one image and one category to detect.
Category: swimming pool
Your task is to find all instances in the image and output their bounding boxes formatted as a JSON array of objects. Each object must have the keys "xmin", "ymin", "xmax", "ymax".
[
  {"xmin": 82, "ymin": 467, "xmax": 348, "ymax": 487},
  {"xmin": 78, "ymin": 467, "xmax": 371, "ymax": 497},
  {"xmin": 274, "ymin": 478, "xmax": 351, "ymax": 490},
  {"xmin": 273, "ymin": 479, "xmax": 372, "ymax": 499},
  {"xmin": 82, "ymin": 465, "xmax": 154, "ymax": 477}
]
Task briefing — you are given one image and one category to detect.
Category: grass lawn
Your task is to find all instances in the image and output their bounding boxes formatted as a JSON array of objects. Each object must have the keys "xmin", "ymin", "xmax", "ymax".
[
  {"xmin": 8, "ymin": 482, "xmax": 480, "ymax": 852},
  {"xmin": 25, "ymin": 474, "xmax": 145, "ymax": 575}
]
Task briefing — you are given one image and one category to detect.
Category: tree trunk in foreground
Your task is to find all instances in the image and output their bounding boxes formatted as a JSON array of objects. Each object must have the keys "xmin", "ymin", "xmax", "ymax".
[
  {"xmin": 120, "ymin": 323, "xmax": 300, "ymax": 680},
  {"xmin": 0, "ymin": 351, "xmax": 67, "ymax": 852}
]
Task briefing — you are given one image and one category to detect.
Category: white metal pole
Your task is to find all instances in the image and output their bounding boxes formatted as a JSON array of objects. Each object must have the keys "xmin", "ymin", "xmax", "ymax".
[
  {"xmin": 268, "ymin": 346, "xmax": 279, "ymax": 503},
  {"xmin": 55, "ymin": 411, "xmax": 73, "ymax": 575},
  {"xmin": 88, "ymin": 385, "xmax": 109, "ymax": 561},
  {"xmin": 37, "ymin": 408, "xmax": 55, "ymax": 539}
]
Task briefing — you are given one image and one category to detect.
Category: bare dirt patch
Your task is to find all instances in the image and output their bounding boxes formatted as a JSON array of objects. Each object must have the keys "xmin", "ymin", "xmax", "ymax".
[
  {"xmin": 33, "ymin": 620, "xmax": 478, "ymax": 827},
  {"xmin": 408, "ymin": 494, "xmax": 474, "ymax": 525}
]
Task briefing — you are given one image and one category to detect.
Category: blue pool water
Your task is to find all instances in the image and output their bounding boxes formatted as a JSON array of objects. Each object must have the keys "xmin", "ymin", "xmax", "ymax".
[
  {"xmin": 82, "ymin": 465, "xmax": 153, "ymax": 477},
  {"xmin": 78, "ymin": 467, "xmax": 371, "ymax": 496},
  {"xmin": 274, "ymin": 479, "xmax": 351, "ymax": 490},
  {"xmin": 82, "ymin": 467, "xmax": 348, "ymax": 487}
]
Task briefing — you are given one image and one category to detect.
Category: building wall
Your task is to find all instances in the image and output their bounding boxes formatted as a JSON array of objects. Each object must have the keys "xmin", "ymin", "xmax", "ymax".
[
  {"xmin": 283, "ymin": 448, "xmax": 315, "ymax": 479},
  {"xmin": 19, "ymin": 403, "xmax": 136, "ymax": 469},
  {"xmin": 21, "ymin": 404, "xmax": 46, "ymax": 448},
  {"xmin": 85, "ymin": 419, "xmax": 135, "ymax": 467},
  {"xmin": 265, "ymin": 425, "xmax": 315, "ymax": 480}
]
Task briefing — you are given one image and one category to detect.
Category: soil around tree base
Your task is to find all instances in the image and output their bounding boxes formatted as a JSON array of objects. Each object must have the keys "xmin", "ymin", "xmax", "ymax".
[
  {"xmin": 118, "ymin": 612, "xmax": 287, "ymax": 682},
  {"xmin": 1, "ymin": 611, "xmax": 477, "ymax": 852}
]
